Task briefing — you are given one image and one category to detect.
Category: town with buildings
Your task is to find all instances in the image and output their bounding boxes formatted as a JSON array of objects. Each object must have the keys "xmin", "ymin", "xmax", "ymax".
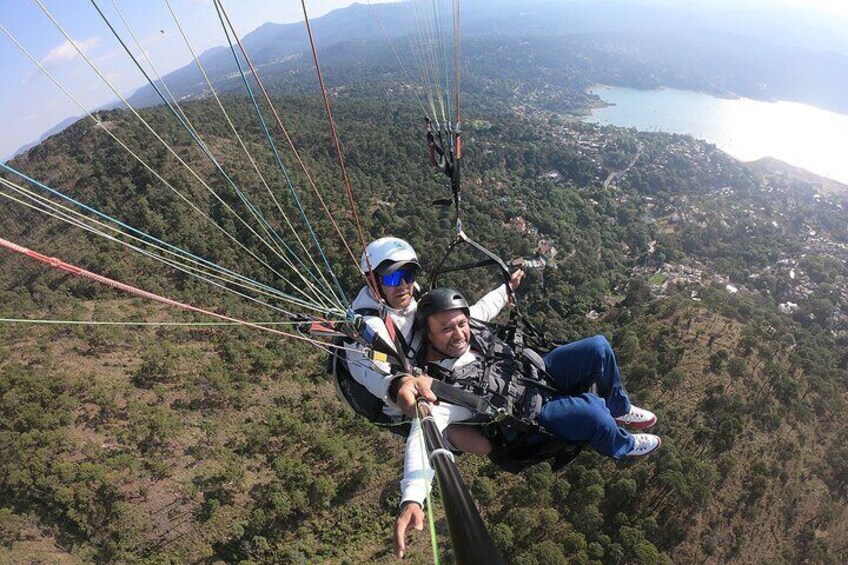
[{"xmin": 512, "ymin": 105, "xmax": 848, "ymax": 333}]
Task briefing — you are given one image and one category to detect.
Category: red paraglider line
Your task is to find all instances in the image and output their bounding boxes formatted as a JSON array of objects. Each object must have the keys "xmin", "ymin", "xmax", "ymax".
[
  {"xmin": 0, "ymin": 236, "xmax": 353, "ymax": 352},
  {"xmin": 300, "ymin": 0, "xmax": 382, "ymax": 298},
  {"xmin": 214, "ymin": 0, "xmax": 360, "ymax": 269}
]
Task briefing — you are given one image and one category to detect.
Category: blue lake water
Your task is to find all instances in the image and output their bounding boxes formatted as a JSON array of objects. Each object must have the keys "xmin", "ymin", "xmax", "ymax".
[{"xmin": 581, "ymin": 86, "xmax": 848, "ymax": 186}]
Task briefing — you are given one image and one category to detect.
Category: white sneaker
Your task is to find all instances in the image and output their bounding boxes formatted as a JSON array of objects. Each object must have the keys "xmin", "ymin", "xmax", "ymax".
[
  {"xmin": 614, "ymin": 405, "xmax": 657, "ymax": 429},
  {"xmin": 626, "ymin": 434, "xmax": 662, "ymax": 457}
]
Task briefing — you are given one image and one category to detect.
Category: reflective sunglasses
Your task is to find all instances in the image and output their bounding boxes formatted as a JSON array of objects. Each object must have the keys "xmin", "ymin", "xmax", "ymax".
[{"xmin": 380, "ymin": 268, "xmax": 418, "ymax": 287}]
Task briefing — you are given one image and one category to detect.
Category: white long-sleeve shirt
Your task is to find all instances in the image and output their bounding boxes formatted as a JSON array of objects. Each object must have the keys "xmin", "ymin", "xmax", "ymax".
[
  {"xmin": 345, "ymin": 286, "xmax": 418, "ymax": 416},
  {"xmin": 342, "ymin": 284, "xmax": 509, "ymax": 504},
  {"xmin": 400, "ymin": 346, "xmax": 485, "ymax": 506},
  {"xmin": 400, "ymin": 401, "xmax": 475, "ymax": 506}
]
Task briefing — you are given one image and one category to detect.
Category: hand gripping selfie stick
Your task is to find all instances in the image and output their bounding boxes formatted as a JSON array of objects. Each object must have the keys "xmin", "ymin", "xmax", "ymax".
[{"xmin": 417, "ymin": 399, "xmax": 505, "ymax": 565}]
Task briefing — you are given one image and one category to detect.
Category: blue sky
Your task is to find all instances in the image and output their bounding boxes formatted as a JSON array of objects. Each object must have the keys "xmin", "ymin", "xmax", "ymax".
[
  {"xmin": 1, "ymin": 0, "xmax": 846, "ymax": 162},
  {"xmin": 0, "ymin": 0, "xmax": 371, "ymax": 160}
]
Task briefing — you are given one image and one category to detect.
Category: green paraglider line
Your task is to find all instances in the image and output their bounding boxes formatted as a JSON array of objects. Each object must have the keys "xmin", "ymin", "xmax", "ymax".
[
  {"xmin": 0, "ymin": 237, "xmax": 357, "ymax": 354},
  {"xmin": 212, "ymin": 0, "xmax": 349, "ymax": 307},
  {"xmin": 88, "ymin": 0, "xmax": 344, "ymax": 311}
]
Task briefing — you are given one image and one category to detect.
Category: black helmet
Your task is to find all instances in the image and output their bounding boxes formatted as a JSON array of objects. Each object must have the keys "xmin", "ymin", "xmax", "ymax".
[{"xmin": 416, "ymin": 288, "xmax": 470, "ymax": 324}]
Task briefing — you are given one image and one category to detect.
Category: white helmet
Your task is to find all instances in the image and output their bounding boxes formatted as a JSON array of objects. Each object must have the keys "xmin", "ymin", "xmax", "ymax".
[{"xmin": 360, "ymin": 237, "xmax": 420, "ymax": 275}]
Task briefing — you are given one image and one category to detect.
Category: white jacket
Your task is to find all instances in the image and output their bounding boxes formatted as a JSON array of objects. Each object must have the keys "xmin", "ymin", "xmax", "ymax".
[{"xmin": 400, "ymin": 344, "xmax": 485, "ymax": 506}]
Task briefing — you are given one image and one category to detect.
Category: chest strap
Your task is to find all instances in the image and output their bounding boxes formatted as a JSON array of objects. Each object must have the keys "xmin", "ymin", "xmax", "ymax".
[{"xmin": 428, "ymin": 378, "xmax": 501, "ymax": 421}]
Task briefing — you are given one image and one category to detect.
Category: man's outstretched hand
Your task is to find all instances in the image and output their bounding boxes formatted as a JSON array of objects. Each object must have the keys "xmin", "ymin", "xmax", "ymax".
[
  {"xmin": 394, "ymin": 501, "xmax": 425, "ymax": 559},
  {"xmin": 395, "ymin": 375, "xmax": 436, "ymax": 418},
  {"xmin": 510, "ymin": 268, "xmax": 525, "ymax": 291}
]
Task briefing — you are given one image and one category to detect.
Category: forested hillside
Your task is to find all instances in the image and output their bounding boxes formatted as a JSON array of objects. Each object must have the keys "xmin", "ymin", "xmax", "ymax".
[
  {"xmin": 127, "ymin": 1, "xmax": 848, "ymax": 115},
  {"xmin": 2, "ymin": 74, "xmax": 848, "ymax": 564}
]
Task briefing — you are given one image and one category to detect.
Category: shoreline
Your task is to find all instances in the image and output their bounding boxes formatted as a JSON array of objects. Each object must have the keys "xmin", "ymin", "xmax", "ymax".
[
  {"xmin": 586, "ymin": 84, "xmax": 839, "ymax": 115},
  {"xmin": 575, "ymin": 85, "xmax": 848, "ymax": 187}
]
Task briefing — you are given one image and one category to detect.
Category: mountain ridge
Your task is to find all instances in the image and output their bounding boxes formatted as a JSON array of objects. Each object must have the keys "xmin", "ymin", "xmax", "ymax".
[
  {"xmin": 747, "ymin": 156, "xmax": 848, "ymax": 196},
  {"xmin": 122, "ymin": 0, "xmax": 848, "ymax": 113},
  {"xmin": 13, "ymin": 0, "xmax": 848, "ymax": 162}
]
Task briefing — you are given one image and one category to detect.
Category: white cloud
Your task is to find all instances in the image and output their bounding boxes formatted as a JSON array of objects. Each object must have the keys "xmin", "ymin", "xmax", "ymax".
[
  {"xmin": 93, "ymin": 48, "xmax": 126, "ymax": 66},
  {"xmin": 41, "ymin": 36, "xmax": 102, "ymax": 67},
  {"xmin": 21, "ymin": 70, "xmax": 37, "ymax": 85}
]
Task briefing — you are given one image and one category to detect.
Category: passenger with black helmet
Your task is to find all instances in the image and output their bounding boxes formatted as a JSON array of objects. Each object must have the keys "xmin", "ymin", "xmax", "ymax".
[
  {"xmin": 344, "ymin": 237, "xmax": 524, "ymax": 421},
  {"xmin": 391, "ymin": 287, "xmax": 660, "ymax": 558}
]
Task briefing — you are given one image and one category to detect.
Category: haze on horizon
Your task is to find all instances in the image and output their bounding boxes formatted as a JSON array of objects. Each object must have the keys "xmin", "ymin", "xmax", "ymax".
[{"xmin": 1, "ymin": 0, "xmax": 846, "ymax": 163}]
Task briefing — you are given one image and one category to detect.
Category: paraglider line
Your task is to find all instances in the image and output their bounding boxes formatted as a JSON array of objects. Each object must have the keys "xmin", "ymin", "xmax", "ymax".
[
  {"xmin": 213, "ymin": 0, "xmax": 349, "ymax": 306},
  {"xmin": 89, "ymin": 0, "xmax": 341, "ymax": 311},
  {"xmin": 161, "ymin": 0, "xmax": 342, "ymax": 303},
  {"xmin": 300, "ymin": 0, "xmax": 382, "ymax": 299},
  {"xmin": 0, "ymin": 237, "xmax": 356, "ymax": 353},
  {"xmin": 214, "ymin": 0, "xmax": 362, "ymax": 273}
]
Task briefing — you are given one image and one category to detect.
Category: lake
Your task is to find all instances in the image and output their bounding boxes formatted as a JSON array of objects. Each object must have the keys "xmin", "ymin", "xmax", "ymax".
[{"xmin": 581, "ymin": 86, "xmax": 848, "ymax": 186}]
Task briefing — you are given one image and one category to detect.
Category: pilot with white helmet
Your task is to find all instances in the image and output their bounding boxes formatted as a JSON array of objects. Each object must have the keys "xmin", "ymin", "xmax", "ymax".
[{"xmin": 345, "ymin": 236, "xmax": 523, "ymax": 418}]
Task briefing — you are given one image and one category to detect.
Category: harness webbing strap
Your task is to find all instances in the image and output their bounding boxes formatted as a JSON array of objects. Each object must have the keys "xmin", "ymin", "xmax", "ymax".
[
  {"xmin": 478, "ymin": 337, "xmax": 496, "ymax": 395},
  {"xmin": 428, "ymin": 379, "xmax": 498, "ymax": 418},
  {"xmin": 382, "ymin": 310, "xmax": 412, "ymax": 373},
  {"xmin": 333, "ymin": 307, "xmax": 406, "ymax": 369}
]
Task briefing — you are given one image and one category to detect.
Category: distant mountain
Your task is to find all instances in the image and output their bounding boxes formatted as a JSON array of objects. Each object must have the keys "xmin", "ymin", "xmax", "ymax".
[
  {"xmin": 7, "ymin": 114, "xmax": 82, "ymax": 162},
  {"xmin": 125, "ymin": 2, "xmax": 402, "ymax": 107},
  {"xmin": 124, "ymin": 0, "xmax": 848, "ymax": 115}
]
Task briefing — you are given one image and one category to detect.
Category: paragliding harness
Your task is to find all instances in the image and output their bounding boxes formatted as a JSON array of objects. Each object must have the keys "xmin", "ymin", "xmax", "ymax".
[
  {"xmin": 323, "ymin": 306, "xmax": 414, "ymax": 437},
  {"xmin": 419, "ymin": 318, "xmax": 584, "ymax": 474},
  {"xmin": 425, "ymin": 119, "xmax": 584, "ymax": 471},
  {"xmin": 318, "ymin": 113, "xmax": 582, "ymax": 470},
  {"xmin": 320, "ymin": 308, "xmax": 583, "ymax": 472}
]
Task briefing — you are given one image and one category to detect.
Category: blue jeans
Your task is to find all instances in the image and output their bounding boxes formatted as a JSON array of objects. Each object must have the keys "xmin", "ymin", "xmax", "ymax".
[{"xmin": 536, "ymin": 335, "xmax": 635, "ymax": 459}]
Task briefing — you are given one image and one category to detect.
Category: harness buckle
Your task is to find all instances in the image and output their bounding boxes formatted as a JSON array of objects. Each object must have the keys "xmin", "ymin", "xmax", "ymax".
[{"xmin": 491, "ymin": 407, "xmax": 509, "ymax": 423}]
